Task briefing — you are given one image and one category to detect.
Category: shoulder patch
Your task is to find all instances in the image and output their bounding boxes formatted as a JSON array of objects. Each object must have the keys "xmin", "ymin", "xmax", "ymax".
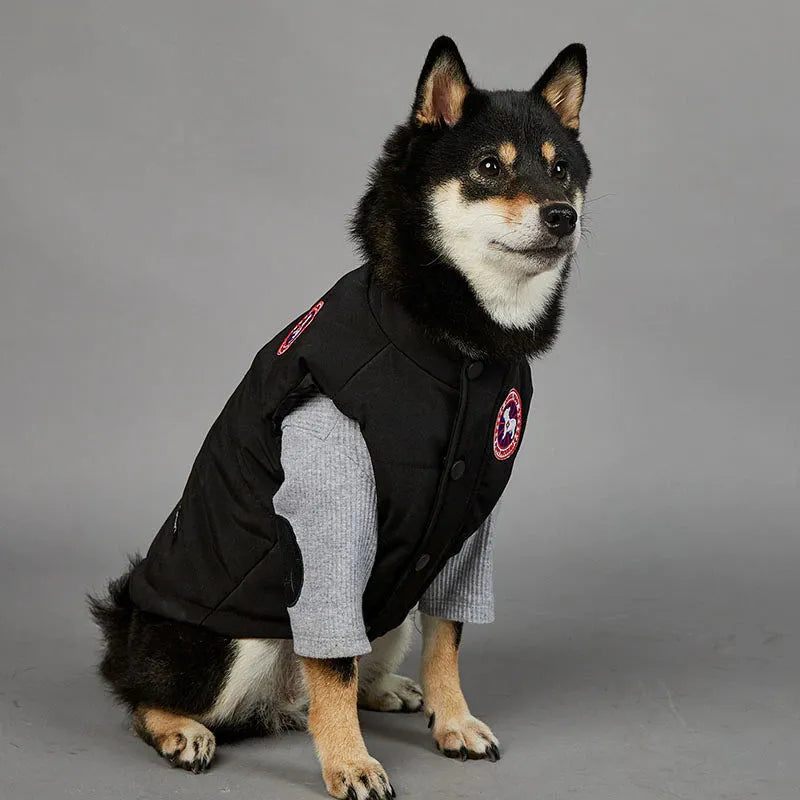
[
  {"xmin": 493, "ymin": 387, "xmax": 523, "ymax": 460},
  {"xmin": 277, "ymin": 300, "xmax": 324, "ymax": 355}
]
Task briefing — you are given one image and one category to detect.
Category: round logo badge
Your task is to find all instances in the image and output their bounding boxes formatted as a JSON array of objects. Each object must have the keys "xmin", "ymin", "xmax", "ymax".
[
  {"xmin": 277, "ymin": 301, "xmax": 324, "ymax": 355},
  {"xmin": 493, "ymin": 388, "xmax": 523, "ymax": 460}
]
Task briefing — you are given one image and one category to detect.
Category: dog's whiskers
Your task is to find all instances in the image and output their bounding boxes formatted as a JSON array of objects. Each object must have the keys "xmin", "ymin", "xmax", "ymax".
[{"xmin": 583, "ymin": 193, "xmax": 614, "ymax": 205}]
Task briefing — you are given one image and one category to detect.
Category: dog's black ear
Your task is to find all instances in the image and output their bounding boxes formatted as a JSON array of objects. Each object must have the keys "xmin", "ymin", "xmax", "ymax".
[
  {"xmin": 412, "ymin": 36, "xmax": 473, "ymax": 128},
  {"xmin": 532, "ymin": 43, "xmax": 587, "ymax": 132}
]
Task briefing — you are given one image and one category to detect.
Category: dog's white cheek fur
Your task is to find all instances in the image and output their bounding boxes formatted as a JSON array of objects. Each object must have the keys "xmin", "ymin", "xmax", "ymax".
[{"xmin": 430, "ymin": 179, "xmax": 577, "ymax": 330}]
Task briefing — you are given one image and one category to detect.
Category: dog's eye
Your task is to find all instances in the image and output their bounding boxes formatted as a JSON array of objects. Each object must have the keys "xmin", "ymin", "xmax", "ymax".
[
  {"xmin": 552, "ymin": 160, "xmax": 569, "ymax": 181},
  {"xmin": 477, "ymin": 156, "xmax": 501, "ymax": 178}
]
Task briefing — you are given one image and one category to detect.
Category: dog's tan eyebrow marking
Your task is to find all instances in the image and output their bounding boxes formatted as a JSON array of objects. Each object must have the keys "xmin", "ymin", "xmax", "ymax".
[
  {"xmin": 498, "ymin": 141, "xmax": 517, "ymax": 167},
  {"xmin": 541, "ymin": 141, "xmax": 557, "ymax": 166}
]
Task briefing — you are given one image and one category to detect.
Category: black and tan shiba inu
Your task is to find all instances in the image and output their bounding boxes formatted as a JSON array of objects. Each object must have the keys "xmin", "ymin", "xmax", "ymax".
[{"xmin": 90, "ymin": 35, "xmax": 591, "ymax": 799}]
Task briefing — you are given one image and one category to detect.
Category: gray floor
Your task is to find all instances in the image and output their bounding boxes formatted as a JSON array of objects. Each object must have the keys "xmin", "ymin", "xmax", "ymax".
[{"xmin": 3, "ymin": 492, "xmax": 799, "ymax": 800}]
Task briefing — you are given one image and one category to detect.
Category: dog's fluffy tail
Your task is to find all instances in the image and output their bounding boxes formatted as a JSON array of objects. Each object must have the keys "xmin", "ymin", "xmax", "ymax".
[{"xmin": 87, "ymin": 555, "xmax": 141, "ymax": 704}]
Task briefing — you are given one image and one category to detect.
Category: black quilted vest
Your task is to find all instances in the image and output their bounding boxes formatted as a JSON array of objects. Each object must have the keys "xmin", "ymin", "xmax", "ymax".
[{"xmin": 129, "ymin": 266, "xmax": 532, "ymax": 640}]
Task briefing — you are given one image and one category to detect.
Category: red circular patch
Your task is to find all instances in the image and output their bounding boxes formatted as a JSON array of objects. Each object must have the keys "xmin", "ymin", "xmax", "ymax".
[
  {"xmin": 277, "ymin": 301, "xmax": 324, "ymax": 355},
  {"xmin": 493, "ymin": 388, "xmax": 523, "ymax": 460}
]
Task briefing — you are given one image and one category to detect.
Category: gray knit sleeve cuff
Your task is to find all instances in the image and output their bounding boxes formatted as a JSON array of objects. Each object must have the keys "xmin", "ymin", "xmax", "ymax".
[
  {"xmin": 418, "ymin": 506, "xmax": 498, "ymax": 624},
  {"xmin": 291, "ymin": 632, "xmax": 373, "ymax": 660}
]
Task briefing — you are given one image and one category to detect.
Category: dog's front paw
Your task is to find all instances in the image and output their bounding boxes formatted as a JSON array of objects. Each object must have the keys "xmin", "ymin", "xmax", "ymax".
[
  {"xmin": 427, "ymin": 712, "xmax": 500, "ymax": 762},
  {"xmin": 358, "ymin": 673, "xmax": 423, "ymax": 713},
  {"xmin": 322, "ymin": 755, "xmax": 396, "ymax": 799}
]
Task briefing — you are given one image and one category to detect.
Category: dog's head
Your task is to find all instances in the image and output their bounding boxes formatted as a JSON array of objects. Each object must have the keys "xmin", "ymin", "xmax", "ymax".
[{"xmin": 354, "ymin": 36, "xmax": 591, "ymax": 358}]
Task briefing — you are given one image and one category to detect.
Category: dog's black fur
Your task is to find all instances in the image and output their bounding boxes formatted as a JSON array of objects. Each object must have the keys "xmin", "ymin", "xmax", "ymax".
[
  {"xmin": 90, "ymin": 560, "xmax": 254, "ymax": 738},
  {"xmin": 90, "ymin": 560, "xmax": 303, "ymax": 740},
  {"xmin": 89, "ymin": 558, "xmax": 229, "ymax": 715}
]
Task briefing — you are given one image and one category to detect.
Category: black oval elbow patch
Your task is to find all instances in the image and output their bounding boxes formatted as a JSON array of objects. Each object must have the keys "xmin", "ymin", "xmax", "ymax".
[{"xmin": 276, "ymin": 516, "xmax": 304, "ymax": 608}]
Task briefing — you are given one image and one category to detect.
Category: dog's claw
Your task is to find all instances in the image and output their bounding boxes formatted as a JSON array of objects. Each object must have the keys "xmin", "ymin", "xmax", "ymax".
[
  {"xmin": 427, "ymin": 712, "xmax": 436, "ymax": 730},
  {"xmin": 327, "ymin": 757, "xmax": 392, "ymax": 800},
  {"xmin": 380, "ymin": 773, "xmax": 396, "ymax": 798},
  {"xmin": 430, "ymin": 714, "xmax": 500, "ymax": 764}
]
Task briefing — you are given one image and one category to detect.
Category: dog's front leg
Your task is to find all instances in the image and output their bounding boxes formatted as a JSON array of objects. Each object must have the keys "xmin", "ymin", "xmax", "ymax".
[
  {"xmin": 420, "ymin": 613, "xmax": 500, "ymax": 761},
  {"xmin": 301, "ymin": 656, "xmax": 395, "ymax": 799}
]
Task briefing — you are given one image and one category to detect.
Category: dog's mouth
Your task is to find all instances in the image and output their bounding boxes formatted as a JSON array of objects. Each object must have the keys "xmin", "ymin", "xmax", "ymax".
[{"xmin": 489, "ymin": 241, "xmax": 569, "ymax": 258}]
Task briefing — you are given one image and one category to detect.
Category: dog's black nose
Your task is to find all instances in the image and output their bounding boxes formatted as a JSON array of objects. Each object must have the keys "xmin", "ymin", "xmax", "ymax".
[{"xmin": 540, "ymin": 203, "xmax": 577, "ymax": 237}]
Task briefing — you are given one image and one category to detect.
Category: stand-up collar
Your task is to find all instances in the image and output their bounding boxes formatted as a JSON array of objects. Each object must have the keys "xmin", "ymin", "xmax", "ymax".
[{"xmin": 366, "ymin": 270, "xmax": 467, "ymax": 389}]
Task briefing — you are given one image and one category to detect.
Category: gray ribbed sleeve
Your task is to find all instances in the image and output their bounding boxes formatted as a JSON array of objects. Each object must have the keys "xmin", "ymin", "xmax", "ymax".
[
  {"xmin": 418, "ymin": 504, "xmax": 497, "ymax": 623},
  {"xmin": 273, "ymin": 393, "xmax": 496, "ymax": 658}
]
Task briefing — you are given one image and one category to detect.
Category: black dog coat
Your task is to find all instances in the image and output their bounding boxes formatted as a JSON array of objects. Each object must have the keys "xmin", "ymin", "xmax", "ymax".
[{"xmin": 129, "ymin": 266, "xmax": 532, "ymax": 640}]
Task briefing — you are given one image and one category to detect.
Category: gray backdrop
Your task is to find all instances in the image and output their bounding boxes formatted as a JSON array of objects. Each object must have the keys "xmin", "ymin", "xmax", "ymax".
[{"xmin": 1, "ymin": 2, "xmax": 799, "ymax": 799}]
